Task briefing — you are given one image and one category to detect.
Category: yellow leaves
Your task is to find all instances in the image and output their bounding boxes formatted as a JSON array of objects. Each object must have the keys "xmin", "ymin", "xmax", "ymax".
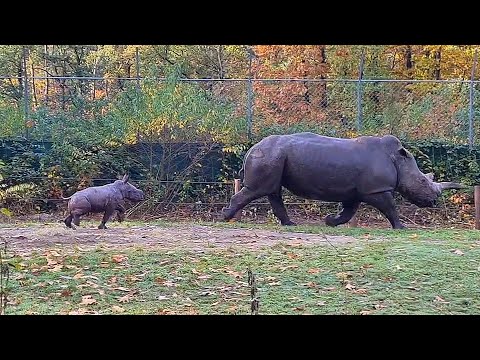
[{"xmin": 307, "ymin": 268, "xmax": 321, "ymax": 274}]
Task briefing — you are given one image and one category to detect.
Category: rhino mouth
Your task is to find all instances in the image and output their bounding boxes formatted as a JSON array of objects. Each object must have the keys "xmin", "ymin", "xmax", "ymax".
[{"xmin": 410, "ymin": 198, "xmax": 436, "ymax": 208}]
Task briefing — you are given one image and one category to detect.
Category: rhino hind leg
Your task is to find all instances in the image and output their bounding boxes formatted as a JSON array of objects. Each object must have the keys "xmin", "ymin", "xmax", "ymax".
[
  {"xmin": 361, "ymin": 192, "xmax": 405, "ymax": 229},
  {"xmin": 325, "ymin": 201, "xmax": 360, "ymax": 227},
  {"xmin": 222, "ymin": 187, "xmax": 266, "ymax": 221},
  {"xmin": 267, "ymin": 193, "xmax": 295, "ymax": 225},
  {"xmin": 64, "ymin": 214, "xmax": 73, "ymax": 228}
]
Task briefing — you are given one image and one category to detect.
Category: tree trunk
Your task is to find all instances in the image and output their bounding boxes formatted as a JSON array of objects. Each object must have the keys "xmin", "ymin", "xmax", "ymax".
[
  {"xmin": 405, "ymin": 45, "xmax": 413, "ymax": 78},
  {"xmin": 44, "ymin": 45, "xmax": 49, "ymax": 106},
  {"xmin": 434, "ymin": 47, "xmax": 442, "ymax": 80},
  {"xmin": 319, "ymin": 45, "xmax": 327, "ymax": 108}
]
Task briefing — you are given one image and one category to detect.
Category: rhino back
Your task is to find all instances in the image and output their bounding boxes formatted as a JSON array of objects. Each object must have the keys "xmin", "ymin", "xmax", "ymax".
[
  {"xmin": 274, "ymin": 134, "xmax": 398, "ymax": 201},
  {"xmin": 70, "ymin": 184, "xmax": 123, "ymax": 212}
]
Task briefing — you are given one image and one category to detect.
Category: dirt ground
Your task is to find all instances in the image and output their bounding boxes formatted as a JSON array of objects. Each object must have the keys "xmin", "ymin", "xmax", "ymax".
[{"xmin": 0, "ymin": 221, "xmax": 358, "ymax": 256}]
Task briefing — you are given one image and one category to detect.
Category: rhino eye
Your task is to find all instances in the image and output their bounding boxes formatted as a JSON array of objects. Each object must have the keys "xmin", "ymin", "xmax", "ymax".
[{"xmin": 399, "ymin": 148, "xmax": 408, "ymax": 157}]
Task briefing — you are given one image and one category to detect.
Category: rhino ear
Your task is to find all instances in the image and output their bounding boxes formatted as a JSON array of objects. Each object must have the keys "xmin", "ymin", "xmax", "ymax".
[{"xmin": 122, "ymin": 174, "xmax": 130, "ymax": 183}]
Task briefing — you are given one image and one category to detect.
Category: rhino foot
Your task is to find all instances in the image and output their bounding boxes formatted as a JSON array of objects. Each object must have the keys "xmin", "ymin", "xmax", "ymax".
[
  {"xmin": 221, "ymin": 207, "xmax": 235, "ymax": 221},
  {"xmin": 282, "ymin": 220, "xmax": 296, "ymax": 226},
  {"xmin": 98, "ymin": 224, "xmax": 107, "ymax": 229}
]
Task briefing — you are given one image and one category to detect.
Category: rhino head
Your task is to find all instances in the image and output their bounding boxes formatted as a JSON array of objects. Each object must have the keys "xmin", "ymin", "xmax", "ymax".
[
  {"xmin": 114, "ymin": 174, "xmax": 145, "ymax": 202},
  {"xmin": 384, "ymin": 136, "xmax": 465, "ymax": 207}
]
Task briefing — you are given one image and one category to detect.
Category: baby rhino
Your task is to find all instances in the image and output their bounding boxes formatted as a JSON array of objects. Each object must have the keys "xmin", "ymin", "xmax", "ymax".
[{"xmin": 64, "ymin": 174, "xmax": 144, "ymax": 229}]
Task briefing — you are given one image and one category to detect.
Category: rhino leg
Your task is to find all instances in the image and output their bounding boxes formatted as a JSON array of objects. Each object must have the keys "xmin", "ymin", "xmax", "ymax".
[
  {"xmin": 361, "ymin": 192, "xmax": 405, "ymax": 229},
  {"xmin": 325, "ymin": 201, "xmax": 360, "ymax": 227},
  {"xmin": 116, "ymin": 204, "xmax": 126, "ymax": 222},
  {"xmin": 64, "ymin": 214, "xmax": 73, "ymax": 228},
  {"xmin": 98, "ymin": 204, "xmax": 116, "ymax": 229},
  {"xmin": 268, "ymin": 193, "xmax": 295, "ymax": 225},
  {"xmin": 222, "ymin": 187, "xmax": 266, "ymax": 221},
  {"xmin": 72, "ymin": 211, "xmax": 83, "ymax": 227}
]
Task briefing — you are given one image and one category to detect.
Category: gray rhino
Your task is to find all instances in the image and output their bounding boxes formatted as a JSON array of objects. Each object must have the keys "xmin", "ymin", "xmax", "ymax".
[
  {"xmin": 222, "ymin": 133, "xmax": 465, "ymax": 229},
  {"xmin": 64, "ymin": 174, "xmax": 144, "ymax": 229}
]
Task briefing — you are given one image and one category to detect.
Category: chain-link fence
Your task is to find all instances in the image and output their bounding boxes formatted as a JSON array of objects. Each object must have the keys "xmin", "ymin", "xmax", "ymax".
[{"xmin": 1, "ymin": 76, "xmax": 479, "ymax": 145}]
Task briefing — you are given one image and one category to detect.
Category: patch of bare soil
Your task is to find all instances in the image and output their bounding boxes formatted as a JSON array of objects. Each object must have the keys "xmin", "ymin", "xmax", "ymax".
[{"xmin": 0, "ymin": 222, "xmax": 357, "ymax": 256}]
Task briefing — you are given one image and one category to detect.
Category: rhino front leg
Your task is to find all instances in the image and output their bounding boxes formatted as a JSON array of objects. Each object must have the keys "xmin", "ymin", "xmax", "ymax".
[
  {"xmin": 268, "ymin": 193, "xmax": 295, "ymax": 225},
  {"xmin": 98, "ymin": 204, "xmax": 116, "ymax": 229},
  {"xmin": 116, "ymin": 204, "xmax": 126, "ymax": 222},
  {"xmin": 325, "ymin": 201, "xmax": 360, "ymax": 227},
  {"xmin": 361, "ymin": 192, "xmax": 405, "ymax": 229},
  {"xmin": 222, "ymin": 187, "xmax": 266, "ymax": 221}
]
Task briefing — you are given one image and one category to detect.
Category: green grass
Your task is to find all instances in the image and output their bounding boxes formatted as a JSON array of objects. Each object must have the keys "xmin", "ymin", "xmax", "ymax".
[{"xmin": 4, "ymin": 222, "xmax": 480, "ymax": 314}]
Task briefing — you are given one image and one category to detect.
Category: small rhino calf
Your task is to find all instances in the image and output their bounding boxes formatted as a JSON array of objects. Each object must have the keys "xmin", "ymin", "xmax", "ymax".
[{"xmin": 64, "ymin": 174, "xmax": 144, "ymax": 229}]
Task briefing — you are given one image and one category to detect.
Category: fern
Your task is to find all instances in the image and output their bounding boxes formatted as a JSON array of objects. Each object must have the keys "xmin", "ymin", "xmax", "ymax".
[{"xmin": 0, "ymin": 183, "xmax": 36, "ymax": 203}]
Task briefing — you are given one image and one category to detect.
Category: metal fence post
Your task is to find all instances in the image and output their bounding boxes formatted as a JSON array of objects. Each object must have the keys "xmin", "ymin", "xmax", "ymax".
[
  {"xmin": 469, "ymin": 50, "xmax": 478, "ymax": 150},
  {"xmin": 246, "ymin": 47, "xmax": 254, "ymax": 140},
  {"xmin": 22, "ymin": 47, "xmax": 30, "ymax": 140},
  {"xmin": 356, "ymin": 50, "xmax": 365, "ymax": 133}
]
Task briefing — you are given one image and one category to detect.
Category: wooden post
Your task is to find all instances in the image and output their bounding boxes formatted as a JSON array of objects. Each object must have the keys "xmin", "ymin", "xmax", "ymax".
[
  {"xmin": 475, "ymin": 186, "xmax": 480, "ymax": 230},
  {"xmin": 234, "ymin": 179, "xmax": 242, "ymax": 220},
  {"xmin": 349, "ymin": 214, "xmax": 358, "ymax": 228}
]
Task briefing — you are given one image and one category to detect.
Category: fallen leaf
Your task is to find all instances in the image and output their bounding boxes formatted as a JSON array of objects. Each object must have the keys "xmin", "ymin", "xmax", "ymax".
[
  {"xmin": 61, "ymin": 290, "xmax": 72, "ymax": 297},
  {"xmin": 307, "ymin": 268, "xmax": 321, "ymax": 274},
  {"xmin": 118, "ymin": 294, "xmax": 135, "ymax": 303},
  {"xmin": 191, "ymin": 268, "xmax": 200, "ymax": 274},
  {"xmin": 267, "ymin": 281, "xmax": 281, "ymax": 286},
  {"xmin": 112, "ymin": 305, "xmax": 125, "ymax": 313},
  {"xmin": 81, "ymin": 295, "xmax": 97, "ymax": 305},
  {"xmin": 211, "ymin": 301, "xmax": 220, "ymax": 306},
  {"xmin": 279, "ymin": 265, "xmax": 299, "ymax": 272},
  {"xmin": 294, "ymin": 306, "xmax": 305, "ymax": 311},
  {"xmin": 345, "ymin": 283, "xmax": 356, "ymax": 291},
  {"xmin": 108, "ymin": 276, "xmax": 118, "ymax": 284},
  {"xmin": 73, "ymin": 273, "xmax": 84, "ymax": 280},
  {"xmin": 199, "ymin": 291, "xmax": 216, "ymax": 296},
  {"xmin": 322, "ymin": 286, "xmax": 337, "ymax": 291},
  {"xmin": 352, "ymin": 288, "xmax": 368, "ymax": 294},
  {"xmin": 374, "ymin": 304, "xmax": 387, "ymax": 310},
  {"xmin": 434, "ymin": 295, "xmax": 449, "ymax": 303},
  {"xmin": 286, "ymin": 252, "xmax": 299, "ymax": 259},
  {"xmin": 410, "ymin": 234, "xmax": 418, "ymax": 239},
  {"xmin": 265, "ymin": 276, "xmax": 277, "ymax": 281},
  {"xmin": 197, "ymin": 275, "xmax": 211, "ymax": 280},
  {"xmin": 157, "ymin": 309, "xmax": 175, "ymax": 315},
  {"xmin": 68, "ymin": 308, "xmax": 98, "ymax": 315},
  {"xmin": 114, "ymin": 287, "xmax": 130, "ymax": 292},
  {"xmin": 360, "ymin": 310, "xmax": 373, "ymax": 315},
  {"xmin": 406, "ymin": 286, "xmax": 420, "ymax": 291},
  {"xmin": 316, "ymin": 301, "xmax": 326, "ymax": 306},
  {"xmin": 112, "ymin": 255, "xmax": 127, "ymax": 263},
  {"xmin": 158, "ymin": 295, "xmax": 169, "ymax": 300},
  {"xmin": 452, "ymin": 249, "xmax": 464, "ymax": 256},
  {"xmin": 301, "ymin": 282, "xmax": 317, "ymax": 288},
  {"xmin": 49, "ymin": 264, "xmax": 64, "ymax": 272}
]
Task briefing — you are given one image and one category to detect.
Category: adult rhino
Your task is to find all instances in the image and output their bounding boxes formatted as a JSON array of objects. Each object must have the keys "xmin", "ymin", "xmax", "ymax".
[{"xmin": 222, "ymin": 133, "xmax": 465, "ymax": 229}]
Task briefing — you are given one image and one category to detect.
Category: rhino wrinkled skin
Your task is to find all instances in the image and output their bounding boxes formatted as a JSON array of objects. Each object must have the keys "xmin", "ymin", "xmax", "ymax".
[
  {"xmin": 64, "ymin": 174, "xmax": 144, "ymax": 229},
  {"xmin": 222, "ymin": 132, "xmax": 465, "ymax": 229}
]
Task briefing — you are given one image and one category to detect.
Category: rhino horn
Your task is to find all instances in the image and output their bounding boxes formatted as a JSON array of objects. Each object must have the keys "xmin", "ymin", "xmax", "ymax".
[
  {"xmin": 435, "ymin": 181, "xmax": 466, "ymax": 192},
  {"xmin": 122, "ymin": 173, "xmax": 130, "ymax": 183}
]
